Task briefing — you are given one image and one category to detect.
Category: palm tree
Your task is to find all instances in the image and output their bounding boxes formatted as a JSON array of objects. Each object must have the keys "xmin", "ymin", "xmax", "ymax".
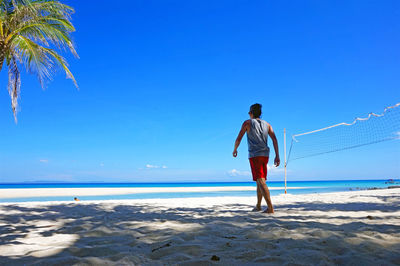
[{"xmin": 0, "ymin": 0, "xmax": 78, "ymax": 122}]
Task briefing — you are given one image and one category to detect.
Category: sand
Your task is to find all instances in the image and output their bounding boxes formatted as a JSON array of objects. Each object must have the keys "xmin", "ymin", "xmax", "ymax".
[{"xmin": 0, "ymin": 188, "xmax": 399, "ymax": 265}]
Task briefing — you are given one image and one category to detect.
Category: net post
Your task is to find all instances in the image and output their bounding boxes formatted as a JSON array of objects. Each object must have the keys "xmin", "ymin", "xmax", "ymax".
[{"xmin": 284, "ymin": 128, "xmax": 287, "ymax": 194}]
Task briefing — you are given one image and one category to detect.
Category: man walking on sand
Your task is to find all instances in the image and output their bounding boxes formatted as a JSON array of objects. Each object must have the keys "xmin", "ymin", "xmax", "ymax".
[{"xmin": 233, "ymin": 103, "xmax": 280, "ymax": 213}]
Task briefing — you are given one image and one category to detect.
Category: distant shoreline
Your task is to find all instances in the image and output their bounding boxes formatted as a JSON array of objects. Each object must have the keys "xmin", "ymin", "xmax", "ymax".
[
  {"xmin": 0, "ymin": 186, "xmax": 307, "ymax": 199},
  {"xmin": 0, "ymin": 179, "xmax": 396, "ymax": 185},
  {"xmin": 0, "ymin": 180, "xmax": 397, "ymax": 203}
]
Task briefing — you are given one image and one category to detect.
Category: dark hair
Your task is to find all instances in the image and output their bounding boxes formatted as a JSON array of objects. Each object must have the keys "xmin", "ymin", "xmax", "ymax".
[{"xmin": 250, "ymin": 103, "xmax": 262, "ymax": 118}]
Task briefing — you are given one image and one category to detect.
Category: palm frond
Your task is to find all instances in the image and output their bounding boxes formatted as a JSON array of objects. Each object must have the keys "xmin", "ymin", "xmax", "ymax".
[
  {"xmin": 8, "ymin": 19, "xmax": 78, "ymax": 57},
  {"xmin": 13, "ymin": 34, "xmax": 77, "ymax": 89},
  {"xmin": 4, "ymin": 1, "xmax": 77, "ymax": 56},
  {"xmin": 5, "ymin": 0, "xmax": 74, "ymax": 30},
  {"xmin": 13, "ymin": 34, "xmax": 54, "ymax": 87},
  {"xmin": 1, "ymin": 0, "xmax": 78, "ymax": 121},
  {"xmin": 40, "ymin": 44, "xmax": 77, "ymax": 88},
  {"xmin": 7, "ymin": 54, "xmax": 21, "ymax": 122}
]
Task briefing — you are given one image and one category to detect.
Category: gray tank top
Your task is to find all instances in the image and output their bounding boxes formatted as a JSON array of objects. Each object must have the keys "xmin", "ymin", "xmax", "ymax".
[{"xmin": 247, "ymin": 119, "xmax": 270, "ymax": 158}]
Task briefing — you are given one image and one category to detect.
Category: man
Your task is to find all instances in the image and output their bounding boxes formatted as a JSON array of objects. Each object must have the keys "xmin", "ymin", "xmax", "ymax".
[{"xmin": 233, "ymin": 103, "xmax": 280, "ymax": 213}]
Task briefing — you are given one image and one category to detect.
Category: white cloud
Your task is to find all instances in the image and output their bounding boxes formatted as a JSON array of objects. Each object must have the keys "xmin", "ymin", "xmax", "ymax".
[
  {"xmin": 100, "ymin": 163, "xmax": 104, "ymax": 167},
  {"xmin": 39, "ymin": 159, "xmax": 49, "ymax": 163},
  {"xmin": 395, "ymin": 131, "xmax": 400, "ymax": 139},
  {"xmin": 227, "ymin": 169, "xmax": 251, "ymax": 177},
  {"xmin": 267, "ymin": 164, "xmax": 284, "ymax": 174},
  {"xmin": 268, "ymin": 165, "xmax": 286, "ymax": 176},
  {"xmin": 145, "ymin": 164, "xmax": 168, "ymax": 169},
  {"xmin": 228, "ymin": 164, "xmax": 284, "ymax": 177}
]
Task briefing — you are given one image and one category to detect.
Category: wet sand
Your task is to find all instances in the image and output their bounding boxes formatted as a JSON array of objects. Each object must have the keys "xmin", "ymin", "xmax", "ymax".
[{"xmin": 0, "ymin": 186, "xmax": 309, "ymax": 199}]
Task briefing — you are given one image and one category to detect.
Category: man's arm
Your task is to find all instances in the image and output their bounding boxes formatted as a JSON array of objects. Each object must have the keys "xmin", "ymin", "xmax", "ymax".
[
  {"xmin": 268, "ymin": 125, "xmax": 280, "ymax": 167},
  {"xmin": 233, "ymin": 120, "xmax": 250, "ymax": 157}
]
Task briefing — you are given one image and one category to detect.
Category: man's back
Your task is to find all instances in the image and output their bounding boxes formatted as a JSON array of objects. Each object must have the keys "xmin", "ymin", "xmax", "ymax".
[{"xmin": 247, "ymin": 119, "xmax": 270, "ymax": 158}]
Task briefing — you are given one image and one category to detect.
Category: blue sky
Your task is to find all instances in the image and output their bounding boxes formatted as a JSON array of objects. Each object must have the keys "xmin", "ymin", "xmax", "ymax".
[{"xmin": 0, "ymin": 0, "xmax": 399, "ymax": 182}]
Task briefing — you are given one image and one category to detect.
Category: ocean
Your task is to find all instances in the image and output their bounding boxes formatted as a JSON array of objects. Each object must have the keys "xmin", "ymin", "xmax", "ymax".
[{"xmin": 0, "ymin": 180, "xmax": 398, "ymax": 203}]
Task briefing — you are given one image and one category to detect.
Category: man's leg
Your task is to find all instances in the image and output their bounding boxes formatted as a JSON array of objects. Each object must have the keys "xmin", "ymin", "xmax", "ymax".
[
  {"xmin": 256, "ymin": 178, "xmax": 274, "ymax": 213},
  {"xmin": 256, "ymin": 183, "xmax": 262, "ymax": 209}
]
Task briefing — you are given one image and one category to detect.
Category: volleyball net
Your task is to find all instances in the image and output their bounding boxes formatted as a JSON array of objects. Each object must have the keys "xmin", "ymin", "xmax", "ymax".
[{"xmin": 286, "ymin": 102, "xmax": 400, "ymax": 165}]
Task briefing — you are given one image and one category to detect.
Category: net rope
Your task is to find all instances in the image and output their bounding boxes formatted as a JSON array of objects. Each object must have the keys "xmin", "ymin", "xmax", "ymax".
[{"xmin": 287, "ymin": 102, "xmax": 400, "ymax": 165}]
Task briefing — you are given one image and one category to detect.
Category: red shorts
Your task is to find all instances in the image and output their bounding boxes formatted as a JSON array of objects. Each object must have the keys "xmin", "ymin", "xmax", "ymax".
[{"xmin": 249, "ymin": 156, "xmax": 269, "ymax": 181}]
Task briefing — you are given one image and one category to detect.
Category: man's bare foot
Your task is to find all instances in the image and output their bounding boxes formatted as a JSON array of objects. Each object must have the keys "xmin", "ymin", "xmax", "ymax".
[
  {"xmin": 263, "ymin": 208, "xmax": 274, "ymax": 214},
  {"xmin": 251, "ymin": 205, "xmax": 262, "ymax": 212}
]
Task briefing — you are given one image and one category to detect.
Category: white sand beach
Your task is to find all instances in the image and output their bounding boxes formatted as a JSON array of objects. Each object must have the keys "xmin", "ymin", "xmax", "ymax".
[{"xmin": 0, "ymin": 188, "xmax": 399, "ymax": 265}]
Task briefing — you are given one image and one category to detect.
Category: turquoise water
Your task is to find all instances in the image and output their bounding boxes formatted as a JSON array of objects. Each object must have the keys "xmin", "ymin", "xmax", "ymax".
[{"xmin": 0, "ymin": 180, "xmax": 398, "ymax": 203}]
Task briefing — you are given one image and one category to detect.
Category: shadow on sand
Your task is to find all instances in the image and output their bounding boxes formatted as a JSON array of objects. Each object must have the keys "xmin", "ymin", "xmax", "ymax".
[{"xmin": 0, "ymin": 192, "xmax": 399, "ymax": 265}]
